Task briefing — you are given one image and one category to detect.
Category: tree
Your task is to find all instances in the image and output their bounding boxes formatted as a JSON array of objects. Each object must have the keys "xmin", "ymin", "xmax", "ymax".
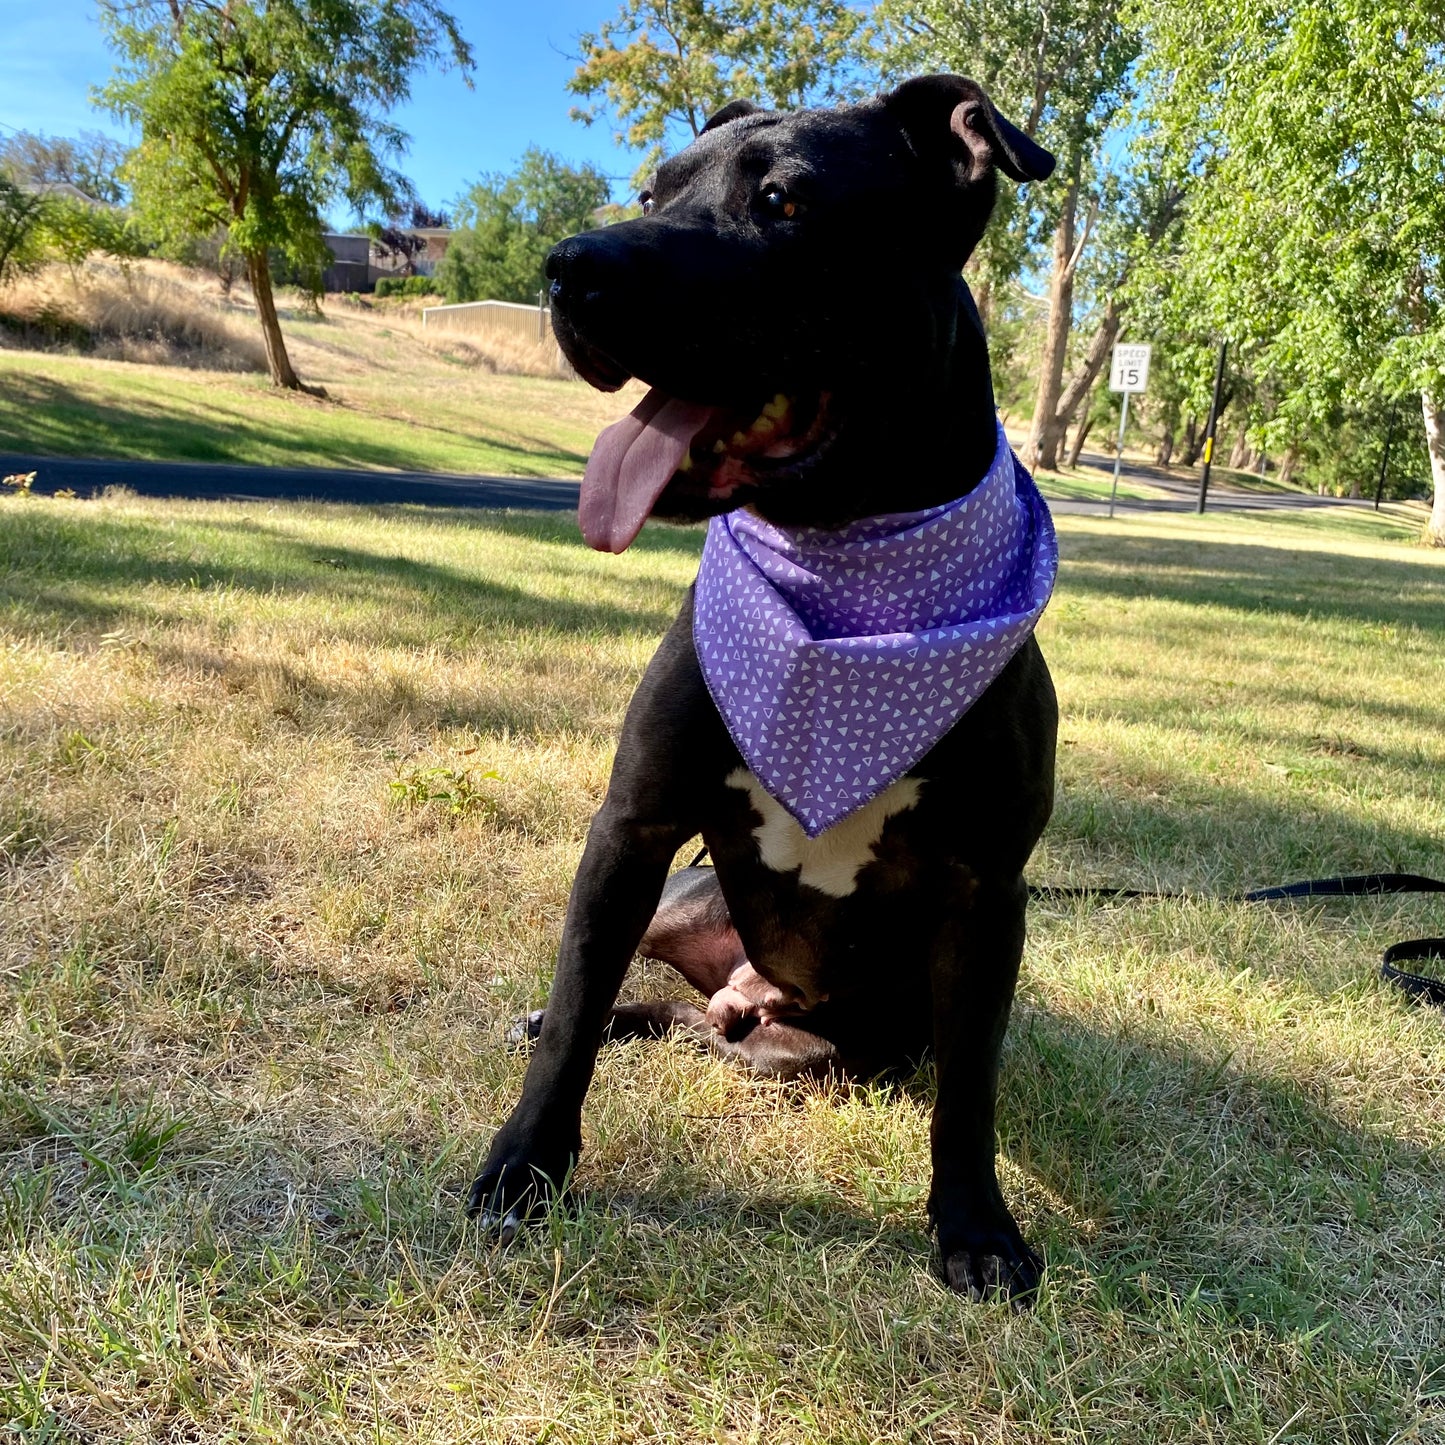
[
  {"xmin": 0, "ymin": 176, "xmax": 50, "ymax": 289},
  {"xmin": 369, "ymin": 201, "xmax": 449, "ymax": 276},
  {"xmin": 35, "ymin": 197, "xmax": 148, "ymax": 282},
  {"xmin": 97, "ymin": 0, "xmax": 472, "ymax": 390},
  {"xmin": 1132, "ymin": 0, "xmax": 1445, "ymax": 544},
  {"xmin": 883, "ymin": 0, "xmax": 1139, "ymax": 472},
  {"xmin": 0, "ymin": 130, "xmax": 131, "ymax": 206},
  {"xmin": 437, "ymin": 149, "xmax": 613, "ymax": 305},
  {"xmin": 569, "ymin": 0, "xmax": 872, "ymax": 179}
]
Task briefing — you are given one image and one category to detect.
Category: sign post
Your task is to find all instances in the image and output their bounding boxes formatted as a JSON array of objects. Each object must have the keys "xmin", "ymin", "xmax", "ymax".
[
  {"xmin": 1107, "ymin": 342, "xmax": 1151, "ymax": 518},
  {"xmin": 1196, "ymin": 339, "xmax": 1228, "ymax": 514}
]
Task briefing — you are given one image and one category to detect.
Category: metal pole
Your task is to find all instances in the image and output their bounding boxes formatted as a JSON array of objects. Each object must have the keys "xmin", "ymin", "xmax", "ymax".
[
  {"xmin": 1108, "ymin": 391, "xmax": 1131, "ymax": 519},
  {"xmin": 537, "ymin": 289, "xmax": 546, "ymax": 341},
  {"xmin": 1374, "ymin": 403, "xmax": 1397, "ymax": 511},
  {"xmin": 1196, "ymin": 338, "xmax": 1228, "ymax": 514}
]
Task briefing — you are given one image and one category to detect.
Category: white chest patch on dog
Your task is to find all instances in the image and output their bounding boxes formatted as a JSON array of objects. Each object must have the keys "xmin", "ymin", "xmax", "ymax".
[{"xmin": 726, "ymin": 768, "xmax": 923, "ymax": 897}]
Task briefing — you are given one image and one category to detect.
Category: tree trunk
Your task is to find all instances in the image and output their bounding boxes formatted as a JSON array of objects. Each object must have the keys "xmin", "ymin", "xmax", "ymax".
[
  {"xmin": 1179, "ymin": 415, "xmax": 1200, "ymax": 466},
  {"xmin": 1278, "ymin": 445, "xmax": 1300, "ymax": 489},
  {"xmin": 1066, "ymin": 406, "xmax": 1095, "ymax": 470},
  {"xmin": 1228, "ymin": 427, "xmax": 1250, "ymax": 470},
  {"xmin": 1053, "ymin": 298, "xmax": 1120, "ymax": 446},
  {"xmin": 1157, "ymin": 428, "xmax": 1174, "ymax": 467},
  {"xmin": 1022, "ymin": 160, "xmax": 1082, "ymax": 472},
  {"xmin": 972, "ymin": 276, "xmax": 993, "ymax": 332},
  {"xmin": 247, "ymin": 251, "xmax": 301, "ymax": 390},
  {"xmin": 1424, "ymin": 389, "xmax": 1445, "ymax": 546}
]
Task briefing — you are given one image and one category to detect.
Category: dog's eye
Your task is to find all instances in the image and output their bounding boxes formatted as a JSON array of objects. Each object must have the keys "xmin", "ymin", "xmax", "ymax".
[
  {"xmin": 639, "ymin": 191, "xmax": 655, "ymax": 216},
  {"xmin": 760, "ymin": 186, "xmax": 798, "ymax": 219}
]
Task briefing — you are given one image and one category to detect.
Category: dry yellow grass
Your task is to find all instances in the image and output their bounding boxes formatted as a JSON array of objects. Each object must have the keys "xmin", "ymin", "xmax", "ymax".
[
  {"xmin": 328, "ymin": 293, "xmax": 569, "ymax": 379},
  {"xmin": 0, "ymin": 491, "xmax": 1442, "ymax": 1441},
  {"xmin": 0, "ymin": 260, "xmax": 268, "ymax": 371},
  {"xmin": 0, "ymin": 260, "xmax": 574, "ymax": 383}
]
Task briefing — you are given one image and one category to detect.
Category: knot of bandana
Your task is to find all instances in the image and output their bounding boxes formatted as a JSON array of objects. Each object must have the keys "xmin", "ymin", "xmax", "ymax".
[{"xmin": 693, "ymin": 422, "xmax": 1057, "ymax": 838}]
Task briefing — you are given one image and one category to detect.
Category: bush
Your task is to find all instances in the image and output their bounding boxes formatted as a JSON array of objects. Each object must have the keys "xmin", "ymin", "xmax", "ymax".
[
  {"xmin": 373, "ymin": 274, "xmax": 440, "ymax": 299},
  {"xmin": 37, "ymin": 197, "xmax": 148, "ymax": 278},
  {"xmin": 0, "ymin": 176, "xmax": 49, "ymax": 287}
]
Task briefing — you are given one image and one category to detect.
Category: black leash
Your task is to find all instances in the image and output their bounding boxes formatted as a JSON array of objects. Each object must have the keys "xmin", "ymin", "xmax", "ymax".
[
  {"xmin": 685, "ymin": 847, "xmax": 1445, "ymax": 1009},
  {"xmin": 1030, "ymin": 873, "xmax": 1445, "ymax": 1010}
]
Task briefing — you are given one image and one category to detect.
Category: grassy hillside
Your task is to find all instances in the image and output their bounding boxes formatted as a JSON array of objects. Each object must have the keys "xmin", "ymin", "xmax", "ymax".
[
  {"xmin": 1, "ymin": 488, "xmax": 1442, "ymax": 1442},
  {"xmin": 0, "ymin": 261, "xmax": 639, "ymax": 477}
]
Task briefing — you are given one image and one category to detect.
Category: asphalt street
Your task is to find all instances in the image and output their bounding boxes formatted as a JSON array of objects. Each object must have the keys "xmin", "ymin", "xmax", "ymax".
[
  {"xmin": 1, "ymin": 449, "xmax": 1416, "ymax": 522},
  {"xmin": 1, "ymin": 454, "xmax": 582, "ymax": 512}
]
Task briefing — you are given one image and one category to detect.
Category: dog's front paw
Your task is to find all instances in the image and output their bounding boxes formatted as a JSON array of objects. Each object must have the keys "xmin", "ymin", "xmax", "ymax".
[
  {"xmin": 937, "ymin": 1222, "xmax": 1043, "ymax": 1306},
  {"xmin": 504, "ymin": 1009, "xmax": 546, "ymax": 1048},
  {"xmin": 466, "ymin": 1129, "xmax": 576, "ymax": 1243}
]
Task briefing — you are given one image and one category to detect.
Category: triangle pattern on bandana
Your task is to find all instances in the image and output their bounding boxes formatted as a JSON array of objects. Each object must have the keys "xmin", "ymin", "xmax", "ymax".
[{"xmin": 693, "ymin": 421, "xmax": 1058, "ymax": 838}]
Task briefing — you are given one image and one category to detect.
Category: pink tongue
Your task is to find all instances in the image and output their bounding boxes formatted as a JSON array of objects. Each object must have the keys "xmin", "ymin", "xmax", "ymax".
[{"xmin": 580, "ymin": 387, "xmax": 719, "ymax": 552}]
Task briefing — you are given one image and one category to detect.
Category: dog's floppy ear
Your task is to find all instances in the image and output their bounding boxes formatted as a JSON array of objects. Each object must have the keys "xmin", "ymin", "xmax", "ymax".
[
  {"xmin": 701, "ymin": 99, "xmax": 763, "ymax": 135},
  {"xmin": 886, "ymin": 75, "xmax": 1055, "ymax": 184}
]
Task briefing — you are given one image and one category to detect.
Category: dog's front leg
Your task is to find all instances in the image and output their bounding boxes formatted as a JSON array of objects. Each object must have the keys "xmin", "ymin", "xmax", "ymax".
[
  {"xmin": 467, "ymin": 802, "xmax": 689, "ymax": 1235},
  {"xmin": 927, "ymin": 871, "xmax": 1042, "ymax": 1304},
  {"xmin": 467, "ymin": 600, "xmax": 717, "ymax": 1238}
]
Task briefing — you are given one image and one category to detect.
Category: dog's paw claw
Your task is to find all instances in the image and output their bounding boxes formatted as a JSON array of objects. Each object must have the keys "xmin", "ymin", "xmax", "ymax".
[
  {"xmin": 504, "ymin": 1010, "xmax": 546, "ymax": 1048},
  {"xmin": 939, "ymin": 1231, "xmax": 1042, "ymax": 1306},
  {"xmin": 474, "ymin": 1204, "xmax": 527, "ymax": 1245}
]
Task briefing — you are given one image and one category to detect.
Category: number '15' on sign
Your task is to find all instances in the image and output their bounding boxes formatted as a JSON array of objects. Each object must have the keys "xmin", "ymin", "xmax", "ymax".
[{"xmin": 1109, "ymin": 342, "xmax": 1152, "ymax": 394}]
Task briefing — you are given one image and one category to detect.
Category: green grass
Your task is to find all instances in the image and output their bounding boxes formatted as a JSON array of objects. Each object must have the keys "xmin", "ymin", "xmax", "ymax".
[
  {"xmin": 1, "ymin": 490, "xmax": 1443, "ymax": 1442},
  {"xmin": 1030, "ymin": 465, "xmax": 1166, "ymax": 506},
  {"xmin": 0, "ymin": 295, "xmax": 639, "ymax": 477}
]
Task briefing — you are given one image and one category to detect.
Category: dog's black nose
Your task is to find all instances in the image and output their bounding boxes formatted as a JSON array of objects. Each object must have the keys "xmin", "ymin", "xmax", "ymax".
[{"xmin": 546, "ymin": 237, "xmax": 596, "ymax": 311}]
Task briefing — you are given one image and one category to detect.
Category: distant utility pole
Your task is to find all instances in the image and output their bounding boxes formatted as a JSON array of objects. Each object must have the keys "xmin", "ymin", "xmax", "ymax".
[
  {"xmin": 1196, "ymin": 339, "xmax": 1228, "ymax": 514},
  {"xmin": 1374, "ymin": 403, "xmax": 1397, "ymax": 511}
]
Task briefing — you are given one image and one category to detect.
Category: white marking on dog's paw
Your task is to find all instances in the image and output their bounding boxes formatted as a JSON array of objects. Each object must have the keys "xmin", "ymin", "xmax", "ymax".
[{"xmin": 725, "ymin": 769, "xmax": 922, "ymax": 897}]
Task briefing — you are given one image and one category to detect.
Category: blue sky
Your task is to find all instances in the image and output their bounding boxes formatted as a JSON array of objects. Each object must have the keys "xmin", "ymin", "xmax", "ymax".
[{"xmin": 0, "ymin": 0, "xmax": 650, "ymax": 217}]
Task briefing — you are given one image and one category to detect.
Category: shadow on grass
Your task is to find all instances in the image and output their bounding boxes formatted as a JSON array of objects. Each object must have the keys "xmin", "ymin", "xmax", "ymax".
[
  {"xmin": 0, "ymin": 503, "xmax": 690, "ymax": 646},
  {"xmin": 1060, "ymin": 533, "xmax": 1445, "ymax": 632},
  {"xmin": 0, "ymin": 370, "xmax": 589, "ymax": 476},
  {"xmin": 1, "ymin": 986, "xmax": 1433, "ymax": 1436},
  {"xmin": 999, "ymin": 1001, "xmax": 1441, "ymax": 1356},
  {"xmin": 1044, "ymin": 777, "xmax": 1445, "ymax": 889}
]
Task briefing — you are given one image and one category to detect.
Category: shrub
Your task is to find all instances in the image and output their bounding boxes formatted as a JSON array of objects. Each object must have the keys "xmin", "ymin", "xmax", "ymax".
[{"xmin": 373, "ymin": 274, "xmax": 440, "ymax": 299}]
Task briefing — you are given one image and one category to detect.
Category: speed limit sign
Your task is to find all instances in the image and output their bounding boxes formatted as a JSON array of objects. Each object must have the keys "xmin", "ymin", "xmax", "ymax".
[
  {"xmin": 1105, "ymin": 342, "xmax": 1153, "ymax": 519},
  {"xmin": 1109, "ymin": 342, "xmax": 1152, "ymax": 393}
]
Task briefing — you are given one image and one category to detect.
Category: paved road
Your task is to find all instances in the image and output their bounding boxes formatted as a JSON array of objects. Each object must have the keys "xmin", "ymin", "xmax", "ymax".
[
  {"xmin": 1, "ymin": 453, "xmax": 582, "ymax": 512},
  {"xmin": 1, "ymin": 449, "xmax": 1416, "ymax": 522}
]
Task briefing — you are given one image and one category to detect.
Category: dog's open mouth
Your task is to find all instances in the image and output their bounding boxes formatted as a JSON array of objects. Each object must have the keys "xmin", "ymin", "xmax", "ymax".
[{"xmin": 579, "ymin": 386, "xmax": 834, "ymax": 552}]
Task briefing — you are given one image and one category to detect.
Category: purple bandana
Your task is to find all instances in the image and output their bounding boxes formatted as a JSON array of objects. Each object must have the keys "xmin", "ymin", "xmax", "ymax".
[{"xmin": 693, "ymin": 422, "xmax": 1057, "ymax": 837}]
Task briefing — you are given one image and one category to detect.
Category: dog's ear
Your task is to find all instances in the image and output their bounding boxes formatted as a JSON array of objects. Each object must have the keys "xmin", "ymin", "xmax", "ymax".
[
  {"xmin": 885, "ymin": 75, "xmax": 1054, "ymax": 184},
  {"xmin": 701, "ymin": 99, "xmax": 763, "ymax": 135}
]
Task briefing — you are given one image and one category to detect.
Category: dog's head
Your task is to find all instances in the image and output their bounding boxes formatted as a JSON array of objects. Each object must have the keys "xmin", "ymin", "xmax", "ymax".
[{"xmin": 550, "ymin": 75, "xmax": 1054, "ymax": 552}]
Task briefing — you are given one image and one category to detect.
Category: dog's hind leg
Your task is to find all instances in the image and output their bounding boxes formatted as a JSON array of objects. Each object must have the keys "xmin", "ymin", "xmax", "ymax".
[
  {"xmin": 510, "ymin": 995, "xmax": 842, "ymax": 1082},
  {"xmin": 637, "ymin": 865, "xmax": 746, "ymax": 996},
  {"xmin": 607, "ymin": 1002, "xmax": 844, "ymax": 1081},
  {"xmin": 501, "ymin": 867, "xmax": 746, "ymax": 1058}
]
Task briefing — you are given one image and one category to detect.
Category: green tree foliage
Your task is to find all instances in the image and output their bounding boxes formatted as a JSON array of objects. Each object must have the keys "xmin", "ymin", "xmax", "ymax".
[
  {"xmin": 569, "ymin": 0, "xmax": 872, "ymax": 179},
  {"xmin": 37, "ymin": 198, "xmax": 149, "ymax": 281},
  {"xmin": 0, "ymin": 177, "xmax": 51, "ymax": 289},
  {"xmin": 97, "ymin": 0, "xmax": 472, "ymax": 389},
  {"xmin": 881, "ymin": 0, "xmax": 1140, "ymax": 471},
  {"xmin": 1132, "ymin": 0, "xmax": 1445, "ymax": 543},
  {"xmin": 0, "ymin": 130, "xmax": 131, "ymax": 206},
  {"xmin": 437, "ymin": 149, "xmax": 613, "ymax": 305}
]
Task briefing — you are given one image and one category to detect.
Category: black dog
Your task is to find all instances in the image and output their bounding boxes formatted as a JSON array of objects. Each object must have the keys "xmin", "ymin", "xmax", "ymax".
[{"xmin": 469, "ymin": 75, "xmax": 1058, "ymax": 1302}]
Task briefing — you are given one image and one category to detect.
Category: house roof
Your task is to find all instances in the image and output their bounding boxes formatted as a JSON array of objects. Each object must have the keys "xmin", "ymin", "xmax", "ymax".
[{"xmin": 15, "ymin": 181, "xmax": 113, "ymax": 208}]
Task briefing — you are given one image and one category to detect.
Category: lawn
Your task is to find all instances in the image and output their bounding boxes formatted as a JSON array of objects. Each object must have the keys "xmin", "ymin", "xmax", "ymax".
[
  {"xmin": 0, "ymin": 286, "xmax": 638, "ymax": 478},
  {"xmin": 1, "ymin": 489, "xmax": 1443, "ymax": 1443}
]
